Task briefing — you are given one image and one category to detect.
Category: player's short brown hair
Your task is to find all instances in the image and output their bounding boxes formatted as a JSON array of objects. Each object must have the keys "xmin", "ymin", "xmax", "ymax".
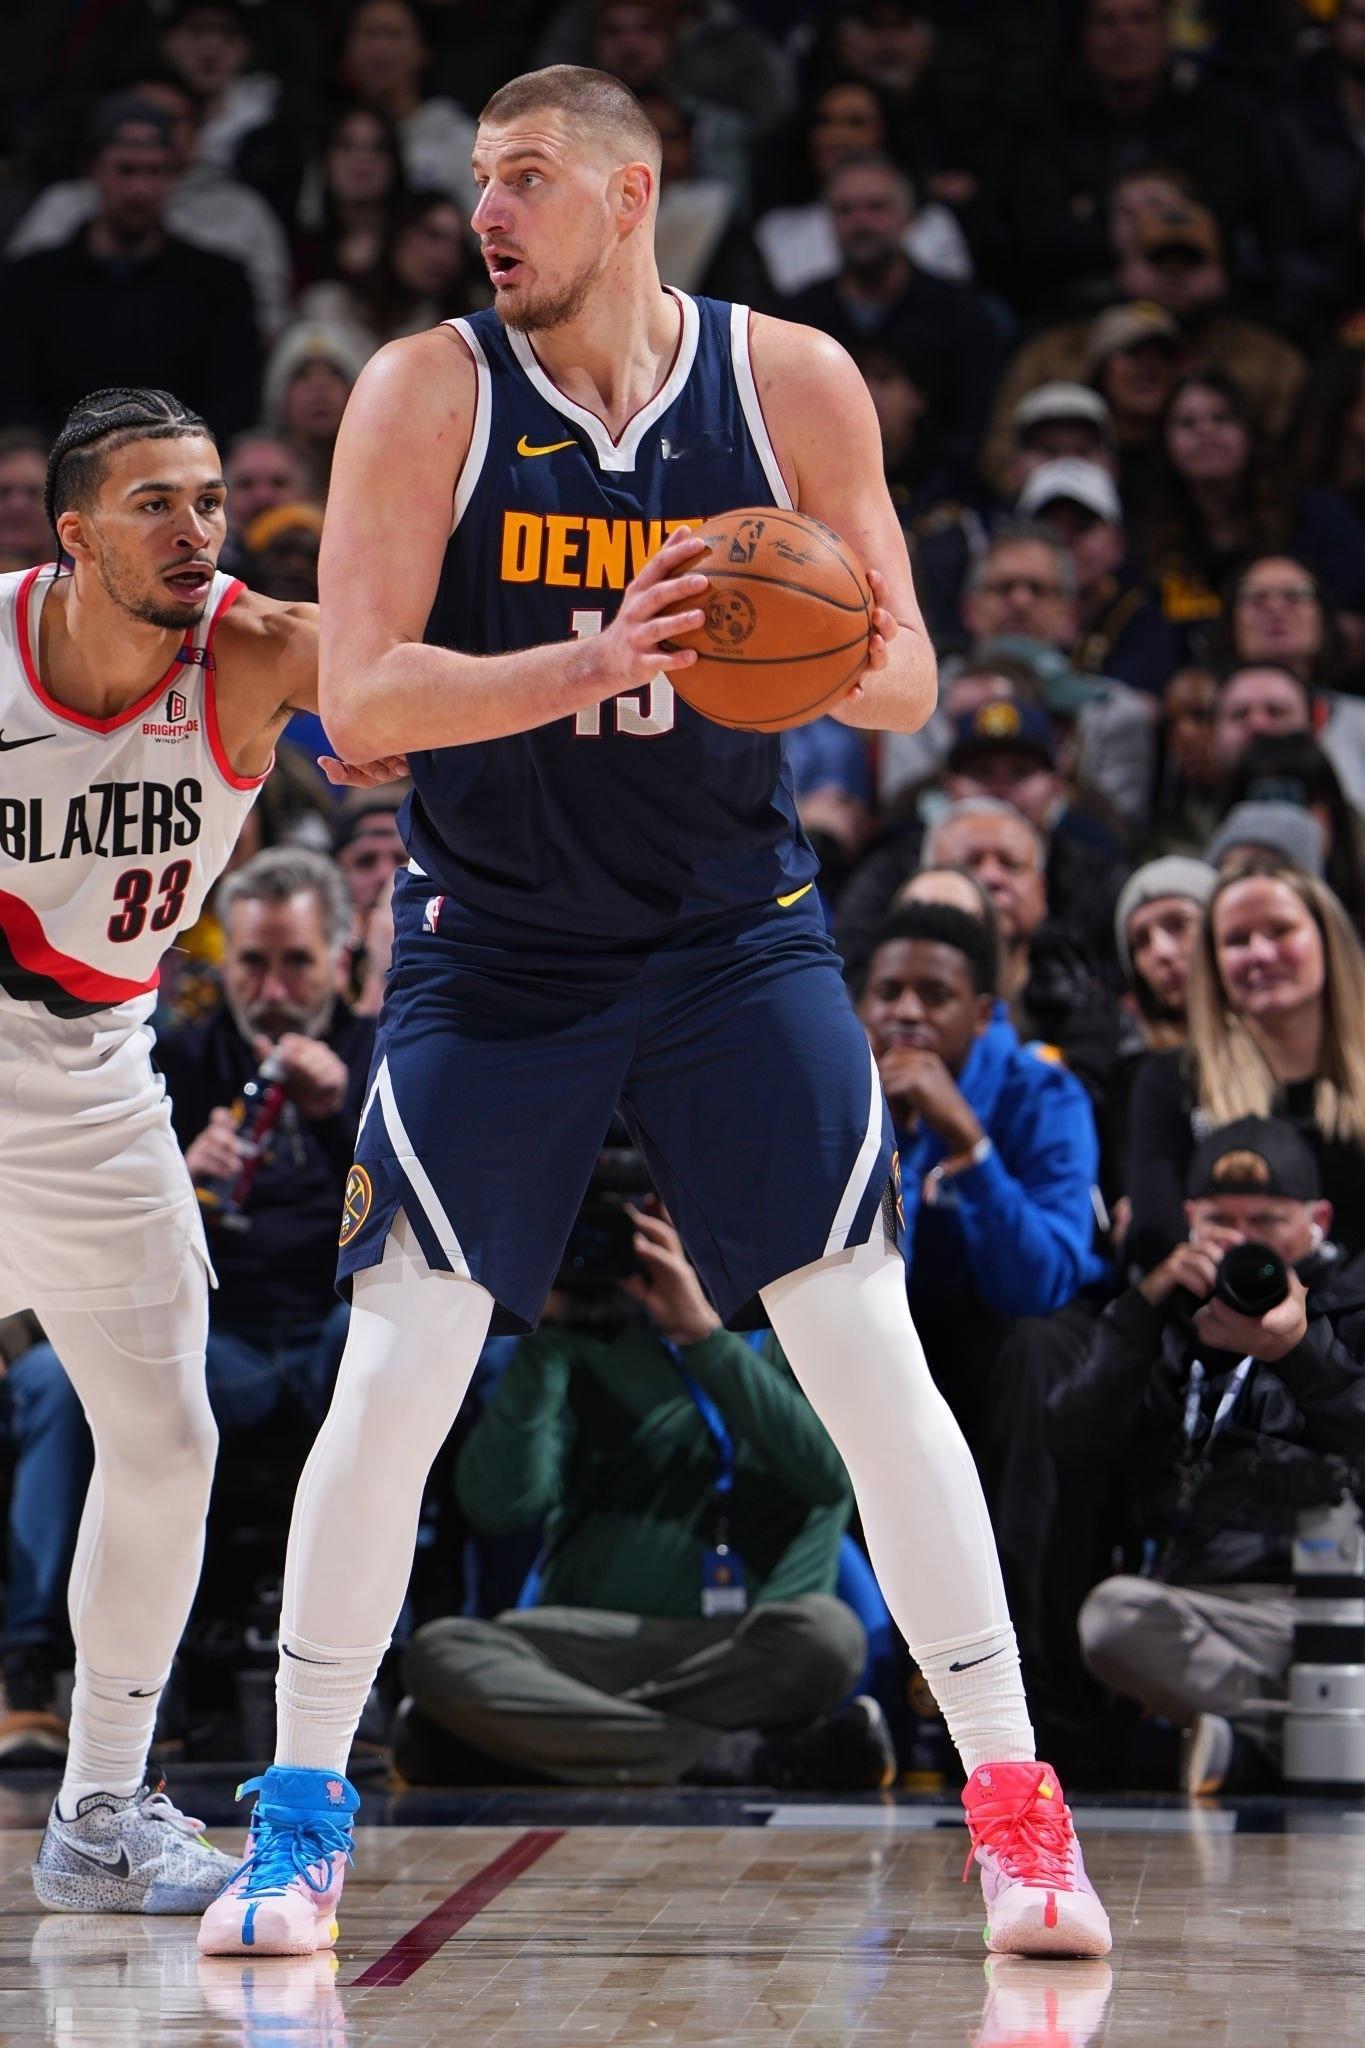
[{"xmin": 479, "ymin": 65, "xmax": 662, "ymax": 176}]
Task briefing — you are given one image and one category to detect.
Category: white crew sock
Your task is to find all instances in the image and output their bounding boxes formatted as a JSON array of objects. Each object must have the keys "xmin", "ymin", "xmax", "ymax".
[
  {"xmin": 914, "ymin": 1624, "xmax": 1035, "ymax": 1775},
  {"xmin": 59, "ymin": 1661, "xmax": 170, "ymax": 1814},
  {"xmin": 274, "ymin": 1629, "xmax": 392, "ymax": 1774}
]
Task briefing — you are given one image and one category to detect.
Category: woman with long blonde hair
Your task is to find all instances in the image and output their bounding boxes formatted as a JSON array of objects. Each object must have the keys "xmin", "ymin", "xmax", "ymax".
[{"xmin": 1126, "ymin": 864, "xmax": 1365, "ymax": 1270}]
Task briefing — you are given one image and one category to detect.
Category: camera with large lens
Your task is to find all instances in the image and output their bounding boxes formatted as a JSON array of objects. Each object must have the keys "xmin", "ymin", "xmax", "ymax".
[
  {"xmin": 1212, "ymin": 1240, "xmax": 1289, "ymax": 1317},
  {"xmin": 1170, "ymin": 1239, "xmax": 1290, "ymax": 1329},
  {"xmin": 555, "ymin": 1146, "xmax": 655, "ymax": 1295}
]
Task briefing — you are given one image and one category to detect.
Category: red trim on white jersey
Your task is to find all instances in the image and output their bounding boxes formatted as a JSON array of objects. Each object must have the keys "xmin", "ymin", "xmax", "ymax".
[
  {"xmin": 0, "ymin": 886, "xmax": 158, "ymax": 1005},
  {"xmin": 16, "ymin": 566, "xmax": 202, "ymax": 734},
  {"xmin": 199, "ymin": 579, "xmax": 271, "ymax": 791}
]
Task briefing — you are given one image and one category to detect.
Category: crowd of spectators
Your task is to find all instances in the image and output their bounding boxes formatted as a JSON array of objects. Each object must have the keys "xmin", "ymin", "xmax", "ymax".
[{"xmin": 6, "ymin": 0, "xmax": 1365, "ymax": 1795}]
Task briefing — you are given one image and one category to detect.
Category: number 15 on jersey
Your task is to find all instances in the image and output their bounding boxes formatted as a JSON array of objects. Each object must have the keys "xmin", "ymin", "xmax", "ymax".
[{"xmin": 569, "ymin": 610, "xmax": 675, "ymax": 738}]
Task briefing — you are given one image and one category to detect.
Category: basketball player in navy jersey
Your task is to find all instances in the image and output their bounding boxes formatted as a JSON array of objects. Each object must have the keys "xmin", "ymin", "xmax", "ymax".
[{"xmin": 201, "ymin": 70, "xmax": 1112, "ymax": 1960}]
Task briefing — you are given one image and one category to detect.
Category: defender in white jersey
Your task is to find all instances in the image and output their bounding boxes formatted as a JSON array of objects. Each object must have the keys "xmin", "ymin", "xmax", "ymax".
[
  {"xmin": 0, "ymin": 561, "xmax": 260, "ymax": 1315},
  {"xmin": 8, "ymin": 387, "xmax": 399, "ymax": 1917}
]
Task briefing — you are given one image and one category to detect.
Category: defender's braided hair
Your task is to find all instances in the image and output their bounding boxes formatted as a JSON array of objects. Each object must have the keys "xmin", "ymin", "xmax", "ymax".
[{"xmin": 45, "ymin": 387, "xmax": 213, "ymax": 566}]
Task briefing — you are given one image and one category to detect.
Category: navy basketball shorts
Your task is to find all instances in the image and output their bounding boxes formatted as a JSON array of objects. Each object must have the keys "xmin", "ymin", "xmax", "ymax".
[{"xmin": 337, "ymin": 872, "xmax": 901, "ymax": 1330}]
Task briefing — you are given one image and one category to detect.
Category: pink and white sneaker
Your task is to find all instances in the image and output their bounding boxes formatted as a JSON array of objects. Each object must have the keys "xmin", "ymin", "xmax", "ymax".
[
  {"xmin": 962, "ymin": 1762, "xmax": 1112, "ymax": 1958},
  {"xmin": 197, "ymin": 1767, "xmax": 357, "ymax": 1958}
]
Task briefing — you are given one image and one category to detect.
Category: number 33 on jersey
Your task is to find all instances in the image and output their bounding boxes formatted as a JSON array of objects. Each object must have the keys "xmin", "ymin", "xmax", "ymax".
[{"xmin": 0, "ymin": 566, "xmax": 265, "ymax": 1020}]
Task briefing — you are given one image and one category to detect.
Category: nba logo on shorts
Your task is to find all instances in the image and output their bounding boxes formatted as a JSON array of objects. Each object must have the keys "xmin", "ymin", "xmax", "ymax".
[
  {"xmin": 423, "ymin": 895, "xmax": 445, "ymax": 934},
  {"xmin": 165, "ymin": 689, "xmax": 188, "ymax": 723}
]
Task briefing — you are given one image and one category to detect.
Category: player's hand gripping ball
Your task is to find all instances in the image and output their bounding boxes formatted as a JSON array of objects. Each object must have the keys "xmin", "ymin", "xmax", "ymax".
[{"xmin": 664, "ymin": 507, "xmax": 872, "ymax": 732}]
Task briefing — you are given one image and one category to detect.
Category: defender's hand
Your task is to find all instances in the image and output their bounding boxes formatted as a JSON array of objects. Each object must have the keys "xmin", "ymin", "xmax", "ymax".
[{"xmin": 319, "ymin": 754, "xmax": 410, "ymax": 787}]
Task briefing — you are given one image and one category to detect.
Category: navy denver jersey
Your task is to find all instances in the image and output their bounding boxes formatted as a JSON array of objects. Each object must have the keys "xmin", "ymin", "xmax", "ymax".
[{"xmin": 405, "ymin": 291, "xmax": 821, "ymax": 943}]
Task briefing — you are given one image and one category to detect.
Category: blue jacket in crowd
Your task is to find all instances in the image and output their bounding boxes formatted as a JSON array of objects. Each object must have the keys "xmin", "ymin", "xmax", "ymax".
[{"xmin": 896, "ymin": 1007, "xmax": 1108, "ymax": 1322}]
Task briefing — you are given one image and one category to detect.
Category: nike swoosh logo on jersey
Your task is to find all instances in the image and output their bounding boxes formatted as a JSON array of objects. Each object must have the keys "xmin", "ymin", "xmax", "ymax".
[
  {"xmin": 948, "ymin": 1648, "xmax": 1006, "ymax": 1673},
  {"xmin": 516, "ymin": 434, "xmax": 575, "ymax": 458},
  {"xmin": 56, "ymin": 1836, "xmax": 133, "ymax": 1879},
  {"xmin": 0, "ymin": 730, "xmax": 54, "ymax": 752}
]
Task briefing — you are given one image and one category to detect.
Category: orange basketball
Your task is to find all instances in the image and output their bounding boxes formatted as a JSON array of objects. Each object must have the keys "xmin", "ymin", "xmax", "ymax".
[{"xmin": 665, "ymin": 507, "xmax": 872, "ymax": 733}]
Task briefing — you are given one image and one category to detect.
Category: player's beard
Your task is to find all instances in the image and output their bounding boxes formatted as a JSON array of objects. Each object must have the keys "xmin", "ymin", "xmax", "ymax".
[
  {"xmin": 495, "ymin": 253, "xmax": 600, "ymax": 334},
  {"xmin": 94, "ymin": 537, "xmax": 208, "ymax": 632}
]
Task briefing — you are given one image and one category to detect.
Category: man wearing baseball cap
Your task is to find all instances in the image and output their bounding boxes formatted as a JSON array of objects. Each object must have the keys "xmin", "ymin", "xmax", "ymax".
[
  {"xmin": 943, "ymin": 700, "xmax": 1061, "ymax": 823},
  {"xmin": 940, "ymin": 697, "xmax": 1131, "ymax": 930},
  {"xmin": 1053, "ymin": 1115, "xmax": 1365, "ymax": 1794},
  {"xmin": 1017, "ymin": 458, "xmax": 1180, "ymax": 695},
  {"xmin": 1008, "ymin": 384, "xmax": 1117, "ymax": 495}
]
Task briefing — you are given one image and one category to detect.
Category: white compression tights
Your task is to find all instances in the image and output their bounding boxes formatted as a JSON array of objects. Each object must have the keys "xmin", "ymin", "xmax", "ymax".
[
  {"xmin": 762, "ymin": 1235, "xmax": 1035, "ymax": 1773},
  {"xmin": 274, "ymin": 1213, "xmax": 494, "ymax": 1771},
  {"xmin": 275, "ymin": 1220, "xmax": 1032, "ymax": 1778},
  {"xmin": 38, "ymin": 1262, "xmax": 218, "ymax": 1807}
]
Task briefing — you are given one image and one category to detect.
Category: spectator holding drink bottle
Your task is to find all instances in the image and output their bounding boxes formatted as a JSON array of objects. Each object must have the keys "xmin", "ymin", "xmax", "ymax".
[{"xmin": 154, "ymin": 847, "xmax": 376, "ymax": 1435}]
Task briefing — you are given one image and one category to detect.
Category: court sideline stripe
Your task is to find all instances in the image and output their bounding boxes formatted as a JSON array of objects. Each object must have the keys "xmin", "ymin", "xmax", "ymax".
[{"xmin": 349, "ymin": 1828, "xmax": 566, "ymax": 1987}]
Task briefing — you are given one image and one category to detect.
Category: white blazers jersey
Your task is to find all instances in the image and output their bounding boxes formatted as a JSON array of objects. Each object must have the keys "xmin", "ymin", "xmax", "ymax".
[{"xmin": 0, "ymin": 564, "xmax": 266, "ymax": 1022}]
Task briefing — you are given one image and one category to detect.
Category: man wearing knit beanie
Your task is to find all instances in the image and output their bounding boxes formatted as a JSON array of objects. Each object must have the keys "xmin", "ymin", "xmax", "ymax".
[{"xmin": 1115, "ymin": 856, "xmax": 1216, "ymax": 1048}]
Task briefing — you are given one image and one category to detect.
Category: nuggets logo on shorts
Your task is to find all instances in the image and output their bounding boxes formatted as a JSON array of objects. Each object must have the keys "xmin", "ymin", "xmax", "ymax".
[{"xmin": 339, "ymin": 1163, "xmax": 372, "ymax": 1247}]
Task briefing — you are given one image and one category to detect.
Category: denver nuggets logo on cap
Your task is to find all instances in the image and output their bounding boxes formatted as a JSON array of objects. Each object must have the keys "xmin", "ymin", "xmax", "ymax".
[
  {"xmin": 339, "ymin": 1164, "xmax": 372, "ymax": 1247},
  {"xmin": 976, "ymin": 700, "xmax": 1022, "ymax": 741}
]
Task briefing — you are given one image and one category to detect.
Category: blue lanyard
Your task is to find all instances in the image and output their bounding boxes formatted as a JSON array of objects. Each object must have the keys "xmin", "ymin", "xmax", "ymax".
[{"xmin": 663, "ymin": 1342, "xmax": 735, "ymax": 1497}]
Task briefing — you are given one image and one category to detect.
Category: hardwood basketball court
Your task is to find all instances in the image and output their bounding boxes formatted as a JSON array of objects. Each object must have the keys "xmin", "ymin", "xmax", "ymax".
[{"xmin": 0, "ymin": 1775, "xmax": 1358, "ymax": 2043}]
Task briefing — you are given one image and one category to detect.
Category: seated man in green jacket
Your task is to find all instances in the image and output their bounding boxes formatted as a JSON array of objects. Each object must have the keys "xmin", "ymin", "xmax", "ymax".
[{"xmin": 393, "ymin": 1194, "xmax": 894, "ymax": 1790}]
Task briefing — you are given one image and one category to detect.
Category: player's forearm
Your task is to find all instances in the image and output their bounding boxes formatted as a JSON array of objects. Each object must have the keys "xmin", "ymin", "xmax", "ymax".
[
  {"xmin": 320, "ymin": 633, "xmax": 606, "ymax": 759},
  {"xmin": 830, "ymin": 625, "xmax": 937, "ymax": 735}
]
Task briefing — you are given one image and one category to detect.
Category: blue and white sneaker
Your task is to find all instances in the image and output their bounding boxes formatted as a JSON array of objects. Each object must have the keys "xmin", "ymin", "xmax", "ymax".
[
  {"xmin": 33, "ymin": 1784, "xmax": 238, "ymax": 1914},
  {"xmin": 197, "ymin": 1767, "xmax": 358, "ymax": 1957}
]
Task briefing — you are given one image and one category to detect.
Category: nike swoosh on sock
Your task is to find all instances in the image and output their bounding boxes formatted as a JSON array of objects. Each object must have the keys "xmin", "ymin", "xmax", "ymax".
[
  {"xmin": 281, "ymin": 1644, "xmax": 340, "ymax": 1666},
  {"xmin": 948, "ymin": 1648, "xmax": 1006, "ymax": 1673}
]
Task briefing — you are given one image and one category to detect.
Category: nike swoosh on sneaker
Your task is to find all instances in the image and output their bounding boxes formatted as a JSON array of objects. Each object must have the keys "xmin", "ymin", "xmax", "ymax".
[
  {"xmin": 948, "ymin": 1648, "xmax": 1006, "ymax": 1672},
  {"xmin": 58, "ymin": 1837, "xmax": 133, "ymax": 1879}
]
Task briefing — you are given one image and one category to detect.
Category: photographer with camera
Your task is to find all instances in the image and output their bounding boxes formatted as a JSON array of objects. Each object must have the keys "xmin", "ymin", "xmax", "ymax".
[
  {"xmin": 1049, "ymin": 1117, "xmax": 1365, "ymax": 1794},
  {"xmin": 391, "ymin": 1155, "xmax": 893, "ymax": 1792}
]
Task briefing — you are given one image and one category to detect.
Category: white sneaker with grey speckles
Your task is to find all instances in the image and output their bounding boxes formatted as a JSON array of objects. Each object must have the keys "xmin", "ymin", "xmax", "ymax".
[{"xmin": 33, "ymin": 1785, "xmax": 238, "ymax": 1914}]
